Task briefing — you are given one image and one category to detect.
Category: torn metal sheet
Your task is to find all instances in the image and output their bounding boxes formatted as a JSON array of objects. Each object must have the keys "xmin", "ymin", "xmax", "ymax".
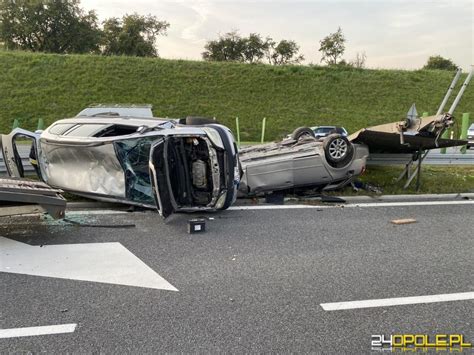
[
  {"xmin": 349, "ymin": 67, "xmax": 473, "ymax": 154},
  {"xmin": 0, "ymin": 178, "xmax": 66, "ymax": 219}
]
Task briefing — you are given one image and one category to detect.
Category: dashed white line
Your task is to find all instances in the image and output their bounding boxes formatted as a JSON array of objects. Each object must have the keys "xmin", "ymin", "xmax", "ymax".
[
  {"xmin": 0, "ymin": 323, "xmax": 77, "ymax": 339},
  {"xmin": 320, "ymin": 291, "xmax": 474, "ymax": 311}
]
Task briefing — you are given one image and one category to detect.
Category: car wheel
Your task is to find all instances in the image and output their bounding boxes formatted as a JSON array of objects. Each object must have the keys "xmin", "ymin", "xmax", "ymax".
[
  {"xmin": 185, "ymin": 116, "xmax": 218, "ymax": 125},
  {"xmin": 291, "ymin": 127, "xmax": 315, "ymax": 141},
  {"xmin": 323, "ymin": 134, "xmax": 354, "ymax": 168}
]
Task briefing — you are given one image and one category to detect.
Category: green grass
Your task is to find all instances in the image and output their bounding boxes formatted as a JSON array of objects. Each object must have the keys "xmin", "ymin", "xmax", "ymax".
[
  {"xmin": 332, "ymin": 165, "xmax": 474, "ymax": 195},
  {"xmin": 0, "ymin": 50, "xmax": 473, "ymax": 141}
]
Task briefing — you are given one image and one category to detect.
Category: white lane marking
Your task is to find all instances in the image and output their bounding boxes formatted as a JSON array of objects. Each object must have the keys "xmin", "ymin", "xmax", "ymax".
[
  {"xmin": 229, "ymin": 205, "xmax": 329, "ymax": 210},
  {"xmin": 230, "ymin": 200, "xmax": 474, "ymax": 210},
  {"xmin": 0, "ymin": 237, "xmax": 177, "ymax": 291},
  {"xmin": 320, "ymin": 291, "xmax": 474, "ymax": 311},
  {"xmin": 66, "ymin": 210, "xmax": 128, "ymax": 215},
  {"xmin": 0, "ymin": 324, "xmax": 77, "ymax": 339},
  {"xmin": 349, "ymin": 200, "xmax": 474, "ymax": 208}
]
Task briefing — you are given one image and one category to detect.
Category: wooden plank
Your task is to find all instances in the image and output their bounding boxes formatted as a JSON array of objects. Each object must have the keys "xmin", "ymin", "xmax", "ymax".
[{"xmin": 391, "ymin": 218, "xmax": 417, "ymax": 225}]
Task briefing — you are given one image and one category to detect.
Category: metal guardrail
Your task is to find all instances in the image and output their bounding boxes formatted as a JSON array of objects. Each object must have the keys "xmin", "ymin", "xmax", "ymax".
[
  {"xmin": 367, "ymin": 153, "xmax": 474, "ymax": 165},
  {"xmin": 1, "ymin": 151, "xmax": 472, "ymax": 175}
]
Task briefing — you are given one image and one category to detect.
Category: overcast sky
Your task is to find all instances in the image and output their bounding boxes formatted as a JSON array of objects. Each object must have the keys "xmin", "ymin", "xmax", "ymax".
[{"xmin": 81, "ymin": 0, "xmax": 473, "ymax": 70}]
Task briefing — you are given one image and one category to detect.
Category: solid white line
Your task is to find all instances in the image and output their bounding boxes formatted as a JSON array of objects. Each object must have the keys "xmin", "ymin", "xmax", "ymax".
[
  {"xmin": 229, "ymin": 200, "xmax": 474, "ymax": 210},
  {"xmin": 320, "ymin": 291, "xmax": 474, "ymax": 311},
  {"xmin": 0, "ymin": 323, "xmax": 77, "ymax": 339},
  {"xmin": 229, "ymin": 205, "xmax": 329, "ymax": 210},
  {"xmin": 349, "ymin": 200, "xmax": 474, "ymax": 208}
]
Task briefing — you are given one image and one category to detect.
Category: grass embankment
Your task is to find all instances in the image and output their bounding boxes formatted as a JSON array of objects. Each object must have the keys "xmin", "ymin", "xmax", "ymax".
[
  {"xmin": 333, "ymin": 165, "xmax": 474, "ymax": 195},
  {"xmin": 0, "ymin": 50, "xmax": 472, "ymax": 141}
]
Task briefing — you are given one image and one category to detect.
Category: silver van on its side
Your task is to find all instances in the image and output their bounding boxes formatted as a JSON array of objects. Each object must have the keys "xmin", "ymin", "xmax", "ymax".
[{"xmin": 1, "ymin": 112, "xmax": 240, "ymax": 218}]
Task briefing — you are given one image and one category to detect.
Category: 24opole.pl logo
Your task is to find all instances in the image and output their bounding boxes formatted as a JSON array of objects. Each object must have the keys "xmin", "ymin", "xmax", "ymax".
[{"xmin": 372, "ymin": 334, "xmax": 472, "ymax": 351}]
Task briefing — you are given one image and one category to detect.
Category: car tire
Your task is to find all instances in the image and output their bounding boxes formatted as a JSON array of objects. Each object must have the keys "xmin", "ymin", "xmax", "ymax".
[
  {"xmin": 323, "ymin": 134, "xmax": 354, "ymax": 168},
  {"xmin": 185, "ymin": 116, "xmax": 218, "ymax": 125},
  {"xmin": 291, "ymin": 127, "xmax": 315, "ymax": 141}
]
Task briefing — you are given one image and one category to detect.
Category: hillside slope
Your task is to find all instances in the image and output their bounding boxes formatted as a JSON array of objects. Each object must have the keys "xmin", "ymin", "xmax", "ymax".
[{"xmin": 0, "ymin": 50, "xmax": 472, "ymax": 140}]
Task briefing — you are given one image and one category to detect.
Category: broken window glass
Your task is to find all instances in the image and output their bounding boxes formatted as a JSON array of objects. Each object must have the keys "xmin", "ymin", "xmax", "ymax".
[{"xmin": 114, "ymin": 137, "xmax": 157, "ymax": 205}]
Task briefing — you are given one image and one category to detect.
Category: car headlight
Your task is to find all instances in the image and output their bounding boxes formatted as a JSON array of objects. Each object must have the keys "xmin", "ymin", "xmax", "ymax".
[
  {"xmin": 215, "ymin": 191, "xmax": 228, "ymax": 209},
  {"xmin": 203, "ymin": 128, "xmax": 224, "ymax": 149}
]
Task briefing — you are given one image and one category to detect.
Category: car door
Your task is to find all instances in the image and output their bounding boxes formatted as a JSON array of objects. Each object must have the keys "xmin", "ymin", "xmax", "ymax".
[
  {"xmin": 0, "ymin": 129, "xmax": 41, "ymax": 179},
  {"xmin": 149, "ymin": 138, "xmax": 174, "ymax": 218}
]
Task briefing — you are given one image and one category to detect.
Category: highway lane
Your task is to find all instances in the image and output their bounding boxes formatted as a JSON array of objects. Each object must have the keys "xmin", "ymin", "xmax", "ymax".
[{"xmin": 0, "ymin": 202, "xmax": 473, "ymax": 352}]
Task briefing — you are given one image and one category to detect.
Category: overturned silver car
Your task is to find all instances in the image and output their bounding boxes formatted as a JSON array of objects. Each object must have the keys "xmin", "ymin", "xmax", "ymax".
[
  {"xmin": 1, "ymin": 111, "xmax": 240, "ymax": 217},
  {"xmin": 239, "ymin": 133, "xmax": 369, "ymax": 195}
]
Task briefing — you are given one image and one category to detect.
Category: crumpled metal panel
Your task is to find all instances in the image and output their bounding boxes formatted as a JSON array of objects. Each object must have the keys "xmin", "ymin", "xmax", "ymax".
[{"xmin": 40, "ymin": 141, "xmax": 125, "ymax": 197}]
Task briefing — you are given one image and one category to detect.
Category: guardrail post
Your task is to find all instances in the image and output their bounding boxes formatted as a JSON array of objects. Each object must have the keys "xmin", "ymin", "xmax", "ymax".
[
  {"xmin": 235, "ymin": 117, "xmax": 241, "ymax": 148},
  {"xmin": 12, "ymin": 118, "xmax": 20, "ymax": 130},
  {"xmin": 37, "ymin": 118, "xmax": 45, "ymax": 130},
  {"xmin": 440, "ymin": 128, "xmax": 450, "ymax": 154},
  {"xmin": 261, "ymin": 117, "xmax": 266, "ymax": 143},
  {"xmin": 460, "ymin": 113, "xmax": 470, "ymax": 154}
]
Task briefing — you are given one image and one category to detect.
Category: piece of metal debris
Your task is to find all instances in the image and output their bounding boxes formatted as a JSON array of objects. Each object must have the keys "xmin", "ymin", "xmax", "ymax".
[
  {"xmin": 391, "ymin": 218, "xmax": 417, "ymax": 225},
  {"xmin": 0, "ymin": 178, "xmax": 66, "ymax": 219},
  {"xmin": 188, "ymin": 218, "xmax": 206, "ymax": 234}
]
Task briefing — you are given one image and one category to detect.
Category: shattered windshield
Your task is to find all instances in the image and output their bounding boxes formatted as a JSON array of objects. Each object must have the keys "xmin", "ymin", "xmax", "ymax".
[{"xmin": 114, "ymin": 137, "xmax": 157, "ymax": 205}]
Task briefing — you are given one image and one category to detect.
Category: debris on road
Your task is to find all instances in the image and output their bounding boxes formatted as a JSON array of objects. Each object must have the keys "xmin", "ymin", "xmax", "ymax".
[
  {"xmin": 188, "ymin": 218, "xmax": 206, "ymax": 234},
  {"xmin": 64, "ymin": 218, "xmax": 136, "ymax": 229},
  {"xmin": 351, "ymin": 180, "xmax": 383, "ymax": 194},
  {"xmin": 0, "ymin": 178, "xmax": 66, "ymax": 219},
  {"xmin": 391, "ymin": 218, "xmax": 417, "ymax": 225}
]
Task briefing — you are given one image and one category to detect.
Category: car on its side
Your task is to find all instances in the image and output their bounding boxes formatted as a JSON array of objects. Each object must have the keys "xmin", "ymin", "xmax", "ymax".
[
  {"xmin": 467, "ymin": 123, "xmax": 474, "ymax": 149},
  {"xmin": 0, "ymin": 108, "xmax": 240, "ymax": 218}
]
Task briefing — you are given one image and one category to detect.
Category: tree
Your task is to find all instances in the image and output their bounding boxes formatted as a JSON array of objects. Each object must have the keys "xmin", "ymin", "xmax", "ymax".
[
  {"xmin": 242, "ymin": 33, "xmax": 270, "ymax": 63},
  {"xmin": 350, "ymin": 51, "xmax": 367, "ymax": 68},
  {"xmin": 319, "ymin": 27, "xmax": 345, "ymax": 65},
  {"xmin": 266, "ymin": 39, "xmax": 304, "ymax": 65},
  {"xmin": 202, "ymin": 32, "xmax": 303, "ymax": 65},
  {"xmin": 423, "ymin": 55, "xmax": 458, "ymax": 71},
  {"xmin": 202, "ymin": 31, "xmax": 248, "ymax": 62},
  {"xmin": 101, "ymin": 13, "xmax": 169, "ymax": 57},
  {"xmin": 0, "ymin": 0, "xmax": 101, "ymax": 54}
]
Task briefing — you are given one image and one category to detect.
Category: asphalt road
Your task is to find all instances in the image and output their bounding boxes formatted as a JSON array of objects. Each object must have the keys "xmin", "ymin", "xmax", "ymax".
[{"xmin": 0, "ymin": 202, "xmax": 473, "ymax": 352}]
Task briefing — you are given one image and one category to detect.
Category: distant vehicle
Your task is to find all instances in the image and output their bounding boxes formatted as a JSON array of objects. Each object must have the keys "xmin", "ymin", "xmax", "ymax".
[
  {"xmin": 289, "ymin": 126, "xmax": 348, "ymax": 141},
  {"xmin": 467, "ymin": 123, "xmax": 474, "ymax": 149},
  {"xmin": 312, "ymin": 126, "xmax": 348, "ymax": 139}
]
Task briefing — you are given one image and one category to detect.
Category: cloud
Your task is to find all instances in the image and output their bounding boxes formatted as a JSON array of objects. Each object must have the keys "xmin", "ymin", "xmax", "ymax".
[{"xmin": 80, "ymin": 0, "xmax": 472, "ymax": 70}]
